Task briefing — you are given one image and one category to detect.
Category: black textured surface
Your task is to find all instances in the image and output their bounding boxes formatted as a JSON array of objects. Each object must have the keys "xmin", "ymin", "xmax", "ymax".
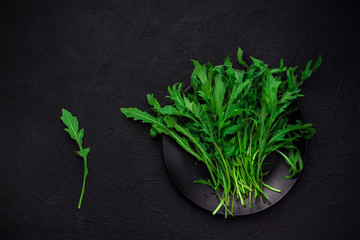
[{"xmin": 1, "ymin": 0, "xmax": 360, "ymax": 239}]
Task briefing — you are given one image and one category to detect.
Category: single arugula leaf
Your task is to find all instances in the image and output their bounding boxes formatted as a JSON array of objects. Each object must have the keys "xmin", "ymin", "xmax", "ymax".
[
  {"xmin": 191, "ymin": 60, "xmax": 208, "ymax": 85},
  {"xmin": 121, "ymin": 107, "xmax": 201, "ymax": 160},
  {"xmin": 301, "ymin": 55, "xmax": 322, "ymax": 82},
  {"xmin": 237, "ymin": 47, "xmax": 249, "ymax": 68},
  {"xmin": 213, "ymin": 73, "xmax": 226, "ymax": 120},
  {"xmin": 121, "ymin": 107, "xmax": 158, "ymax": 124},
  {"xmin": 61, "ymin": 110, "xmax": 81, "ymax": 145},
  {"xmin": 194, "ymin": 179, "xmax": 214, "ymax": 188},
  {"xmin": 250, "ymin": 56, "xmax": 264, "ymax": 68},
  {"xmin": 61, "ymin": 109, "xmax": 90, "ymax": 209},
  {"xmin": 147, "ymin": 94, "xmax": 161, "ymax": 111}
]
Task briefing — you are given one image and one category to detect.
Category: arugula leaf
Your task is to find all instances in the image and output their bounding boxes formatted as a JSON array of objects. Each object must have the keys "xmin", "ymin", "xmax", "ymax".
[
  {"xmin": 61, "ymin": 109, "xmax": 90, "ymax": 209},
  {"xmin": 121, "ymin": 108, "xmax": 202, "ymax": 160},
  {"xmin": 237, "ymin": 47, "xmax": 249, "ymax": 68},
  {"xmin": 213, "ymin": 74, "xmax": 226, "ymax": 120}
]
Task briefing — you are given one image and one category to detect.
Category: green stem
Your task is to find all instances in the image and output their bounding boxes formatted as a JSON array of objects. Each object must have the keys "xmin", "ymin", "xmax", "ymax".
[
  {"xmin": 78, "ymin": 156, "xmax": 88, "ymax": 209},
  {"xmin": 263, "ymin": 182, "xmax": 281, "ymax": 193}
]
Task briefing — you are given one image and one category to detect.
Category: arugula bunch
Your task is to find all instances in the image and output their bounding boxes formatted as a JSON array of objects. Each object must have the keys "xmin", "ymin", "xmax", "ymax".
[{"xmin": 121, "ymin": 48, "xmax": 321, "ymax": 217}]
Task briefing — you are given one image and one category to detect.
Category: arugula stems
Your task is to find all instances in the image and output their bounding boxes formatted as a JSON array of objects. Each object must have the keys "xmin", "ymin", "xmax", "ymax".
[
  {"xmin": 121, "ymin": 48, "xmax": 321, "ymax": 217},
  {"xmin": 77, "ymin": 146, "xmax": 88, "ymax": 209}
]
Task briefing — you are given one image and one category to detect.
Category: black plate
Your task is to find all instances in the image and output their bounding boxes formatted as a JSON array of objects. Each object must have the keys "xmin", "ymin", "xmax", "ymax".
[{"xmin": 162, "ymin": 108, "xmax": 307, "ymax": 216}]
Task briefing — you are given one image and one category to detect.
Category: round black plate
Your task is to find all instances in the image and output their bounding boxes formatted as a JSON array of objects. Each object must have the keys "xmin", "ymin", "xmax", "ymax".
[{"xmin": 162, "ymin": 108, "xmax": 307, "ymax": 216}]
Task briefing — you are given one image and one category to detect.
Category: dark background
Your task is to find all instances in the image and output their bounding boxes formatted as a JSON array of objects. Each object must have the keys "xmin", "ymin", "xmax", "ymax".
[{"xmin": 1, "ymin": 0, "xmax": 360, "ymax": 239}]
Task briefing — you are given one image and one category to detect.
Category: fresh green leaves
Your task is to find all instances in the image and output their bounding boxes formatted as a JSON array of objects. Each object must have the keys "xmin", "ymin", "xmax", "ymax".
[
  {"xmin": 237, "ymin": 48, "xmax": 249, "ymax": 68},
  {"xmin": 121, "ymin": 48, "xmax": 321, "ymax": 217},
  {"xmin": 213, "ymin": 74, "xmax": 226, "ymax": 119},
  {"xmin": 120, "ymin": 107, "xmax": 158, "ymax": 124},
  {"xmin": 61, "ymin": 109, "xmax": 90, "ymax": 209},
  {"xmin": 121, "ymin": 107, "xmax": 202, "ymax": 160},
  {"xmin": 301, "ymin": 55, "xmax": 322, "ymax": 82},
  {"xmin": 61, "ymin": 109, "xmax": 83, "ymax": 147}
]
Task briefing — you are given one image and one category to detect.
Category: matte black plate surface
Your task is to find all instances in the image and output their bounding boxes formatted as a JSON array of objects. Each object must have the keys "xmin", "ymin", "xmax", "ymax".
[{"xmin": 162, "ymin": 109, "xmax": 307, "ymax": 216}]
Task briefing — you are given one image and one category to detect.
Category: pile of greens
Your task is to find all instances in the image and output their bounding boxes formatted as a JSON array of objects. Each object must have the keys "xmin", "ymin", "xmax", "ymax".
[{"xmin": 121, "ymin": 48, "xmax": 321, "ymax": 217}]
